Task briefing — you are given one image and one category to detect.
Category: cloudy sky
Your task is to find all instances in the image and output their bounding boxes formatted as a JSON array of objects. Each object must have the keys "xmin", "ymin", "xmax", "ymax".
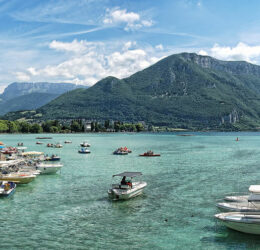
[{"xmin": 0, "ymin": 0, "xmax": 260, "ymax": 91}]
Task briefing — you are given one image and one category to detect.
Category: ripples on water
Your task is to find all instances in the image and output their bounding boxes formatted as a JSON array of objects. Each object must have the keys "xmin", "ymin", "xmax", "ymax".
[{"xmin": 1, "ymin": 132, "xmax": 260, "ymax": 249}]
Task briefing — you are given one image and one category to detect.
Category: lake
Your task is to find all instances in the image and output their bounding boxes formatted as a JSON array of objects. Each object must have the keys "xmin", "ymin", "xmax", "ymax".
[{"xmin": 1, "ymin": 132, "xmax": 260, "ymax": 249}]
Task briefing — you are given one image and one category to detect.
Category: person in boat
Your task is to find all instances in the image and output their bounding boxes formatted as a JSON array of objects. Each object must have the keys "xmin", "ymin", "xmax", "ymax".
[{"xmin": 121, "ymin": 176, "xmax": 127, "ymax": 185}]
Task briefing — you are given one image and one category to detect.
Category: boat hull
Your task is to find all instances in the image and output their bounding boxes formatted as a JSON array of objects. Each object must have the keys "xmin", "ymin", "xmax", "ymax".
[
  {"xmin": 215, "ymin": 212, "xmax": 260, "ymax": 235},
  {"xmin": 108, "ymin": 182, "xmax": 147, "ymax": 200},
  {"xmin": 224, "ymin": 195, "xmax": 249, "ymax": 202},
  {"xmin": 139, "ymin": 154, "xmax": 160, "ymax": 157},
  {"xmin": 36, "ymin": 166, "xmax": 62, "ymax": 174},
  {"xmin": 217, "ymin": 202, "xmax": 260, "ymax": 212},
  {"xmin": 0, "ymin": 176, "xmax": 36, "ymax": 184}
]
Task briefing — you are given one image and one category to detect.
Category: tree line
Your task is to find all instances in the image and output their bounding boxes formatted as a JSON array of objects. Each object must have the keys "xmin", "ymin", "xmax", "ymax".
[{"xmin": 0, "ymin": 119, "xmax": 145, "ymax": 133}]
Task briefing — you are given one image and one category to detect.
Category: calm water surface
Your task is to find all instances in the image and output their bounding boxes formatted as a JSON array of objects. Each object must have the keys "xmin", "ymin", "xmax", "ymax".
[{"xmin": 1, "ymin": 132, "xmax": 260, "ymax": 249}]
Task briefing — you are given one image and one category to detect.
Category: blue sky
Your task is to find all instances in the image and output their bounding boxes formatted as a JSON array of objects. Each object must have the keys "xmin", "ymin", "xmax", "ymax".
[{"xmin": 1, "ymin": 0, "xmax": 260, "ymax": 91}]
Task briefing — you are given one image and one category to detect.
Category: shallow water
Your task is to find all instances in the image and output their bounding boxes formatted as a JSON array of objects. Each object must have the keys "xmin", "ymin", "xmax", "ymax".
[{"xmin": 1, "ymin": 132, "xmax": 260, "ymax": 249}]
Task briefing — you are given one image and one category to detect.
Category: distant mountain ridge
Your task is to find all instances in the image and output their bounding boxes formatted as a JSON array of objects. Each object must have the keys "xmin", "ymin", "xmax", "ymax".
[
  {"xmin": 0, "ymin": 82, "xmax": 86, "ymax": 101},
  {"xmin": 4, "ymin": 53, "xmax": 260, "ymax": 130},
  {"xmin": 0, "ymin": 82, "xmax": 87, "ymax": 115}
]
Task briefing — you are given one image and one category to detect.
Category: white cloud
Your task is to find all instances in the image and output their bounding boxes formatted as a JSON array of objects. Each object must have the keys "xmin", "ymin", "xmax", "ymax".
[
  {"xmin": 103, "ymin": 8, "xmax": 153, "ymax": 31},
  {"xmin": 198, "ymin": 49, "xmax": 208, "ymax": 56},
  {"xmin": 49, "ymin": 39, "xmax": 88, "ymax": 53},
  {"xmin": 15, "ymin": 72, "xmax": 31, "ymax": 81},
  {"xmin": 16, "ymin": 40, "xmax": 164, "ymax": 85},
  {"xmin": 201, "ymin": 42, "xmax": 260, "ymax": 63},
  {"xmin": 155, "ymin": 44, "xmax": 164, "ymax": 50}
]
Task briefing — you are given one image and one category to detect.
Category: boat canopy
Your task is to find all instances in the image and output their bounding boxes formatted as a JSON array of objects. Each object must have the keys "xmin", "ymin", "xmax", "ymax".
[
  {"xmin": 21, "ymin": 151, "xmax": 44, "ymax": 156},
  {"xmin": 248, "ymin": 194, "xmax": 260, "ymax": 202},
  {"xmin": 249, "ymin": 185, "xmax": 260, "ymax": 193},
  {"xmin": 113, "ymin": 172, "xmax": 142, "ymax": 178}
]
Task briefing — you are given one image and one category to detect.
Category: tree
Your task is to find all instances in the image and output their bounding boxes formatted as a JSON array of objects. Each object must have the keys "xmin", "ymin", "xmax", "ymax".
[
  {"xmin": 49, "ymin": 126, "xmax": 59, "ymax": 133},
  {"xmin": 8, "ymin": 121, "xmax": 18, "ymax": 133},
  {"xmin": 71, "ymin": 120, "xmax": 81, "ymax": 132},
  {"xmin": 30, "ymin": 124, "xmax": 43, "ymax": 133},
  {"xmin": 19, "ymin": 122, "xmax": 31, "ymax": 133},
  {"xmin": 0, "ymin": 120, "xmax": 8, "ymax": 133},
  {"xmin": 136, "ymin": 123, "xmax": 144, "ymax": 132},
  {"xmin": 104, "ymin": 120, "xmax": 110, "ymax": 129}
]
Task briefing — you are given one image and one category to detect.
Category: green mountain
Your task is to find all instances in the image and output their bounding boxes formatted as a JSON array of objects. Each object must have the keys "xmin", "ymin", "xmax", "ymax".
[{"xmin": 5, "ymin": 53, "xmax": 260, "ymax": 130}]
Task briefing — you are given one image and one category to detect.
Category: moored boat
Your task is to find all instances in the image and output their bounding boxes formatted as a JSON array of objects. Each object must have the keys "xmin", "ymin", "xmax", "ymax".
[
  {"xmin": 108, "ymin": 172, "xmax": 147, "ymax": 200},
  {"xmin": 78, "ymin": 148, "xmax": 91, "ymax": 154},
  {"xmin": 215, "ymin": 212, "xmax": 260, "ymax": 235},
  {"xmin": 36, "ymin": 141, "xmax": 43, "ymax": 145},
  {"xmin": 139, "ymin": 150, "xmax": 160, "ymax": 157},
  {"xmin": 64, "ymin": 140, "xmax": 72, "ymax": 144},
  {"xmin": 0, "ymin": 181, "xmax": 16, "ymax": 197},
  {"xmin": 0, "ymin": 173, "xmax": 36, "ymax": 184},
  {"xmin": 80, "ymin": 141, "xmax": 91, "ymax": 147},
  {"xmin": 113, "ymin": 148, "xmax": 128, "ymax": 155},
  {"xmin": 54, "ymin": 143, "xmax": 63, "ymax": 148},
  {"xmin": 44, "ymin": 154, "xmax": 61, "ymax": 161},
  {"xmin": 36, "ymin": 163, "xmax": 63, "ymax": 174},
  {"xmin": 218, "ymin": 185, "xmax": 260, "ymax": 212}
]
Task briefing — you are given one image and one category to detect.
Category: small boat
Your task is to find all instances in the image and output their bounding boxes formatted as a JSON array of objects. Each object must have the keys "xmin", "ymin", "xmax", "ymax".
[
  {"xmin": 108, "ymin": 172, "xmax": 147, "ymax": 200},
  {"xmin": 36, "ymin": 141, "xmax": 43, "ymax": 145},
  {"xmin": 80, "ymin": 142, "xmax": 91, "ymax": 147},
  {"xmin": 139, "ymin": 150, "xmax": 160, "ymax": 157},
  {"xmin": 78, "ymin": 148, "xmax": 91, "ymax": 154},
  {"xmin": 113, "ymin": 148, "xmax": 128, "ymax": 155},
  {"xmin": 0, "ymin": 173, "xmax": 36, "ymax": 184},
  {"xmin": 17, "ymin": 146, "xmax": 27, "ymax": 151},
  {"xmin": 219, "ymin": 185, "xmax": 260, "ymax": 211},
  {"xmin": 17, "ymin": 142, "xmax": 24, "ymax": 146},
  {"xmin": 1, "ymin": 147, "xmax": 17, "ymax": 155},
  {"xmin": 45, "ymin": 155, "xmax": 61, "ymax": 161},
  {"xmin": 36, "ymin": 163, "xmax": 63, "ymax": 174},
  {"xmin": 54, "ymin": 143, "xmax": 63, "ymax": 148},
  {"xmin": 64, "ymin": 140, "xmax": 72, "ymax": 144},
  {"xmin": 215, "ymin": 212, "xmax": 260, "ymax": 235},
  {"xmin": 217, "ymin": 201, "xmax": 260, "ymax": 212},
  {"xmin": 47, "ymin": 143, "xmax": 54, "ymax": 147},
  {"xmin": 0, "ymin": 181, "xmax": 16, "ymax": 197},
  {"xmin": 36, "ymin": 137, "xmax": 52, "ymax": 139}
]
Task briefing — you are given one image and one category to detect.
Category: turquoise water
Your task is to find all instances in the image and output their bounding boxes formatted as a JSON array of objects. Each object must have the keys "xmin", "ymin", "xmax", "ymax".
[{"xmin": 1, "ymin": 132, "xmax": 260, "ymax": 249}]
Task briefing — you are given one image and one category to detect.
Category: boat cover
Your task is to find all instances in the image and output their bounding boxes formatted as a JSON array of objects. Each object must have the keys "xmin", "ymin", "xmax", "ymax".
[
  {"xmin": 22, "ymin": 151, "xmax": 44, "ymax": 156},
  {"xmin": 113, "ymin": 172, "xmax": 142, "ymax": 177},
  {"xmin": 248, "ymin": 194, "xmax": 260, "ymax": 201},
  {"xmin": 249, "ymin": 185, "xmax": 260, "ymax": 193}
]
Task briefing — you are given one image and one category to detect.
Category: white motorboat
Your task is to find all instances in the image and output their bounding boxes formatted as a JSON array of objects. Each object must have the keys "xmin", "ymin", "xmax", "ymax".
[
  {"xmin": 215, "ymin": 212, "xmax": 260, "ymax": 235},
  {"xmin": 218, "ymin": 185, "xmax": 260, "ymax": 212},
  {"xmin": 217, "ymin": 201, "xmax": 260, "ymax": 212},
  {"xmin": 224, "ymin": 194, "xmax": 249, "ymax": 202},
  {"xmin": 36, "ymin": 163, "xmax": 63, "ymax": 174},
  {"xmin": 78, "ymin": 148, "xmax": 90, "ymax": 154},
  {"xmin": 0, "ymin": 173, "xmax": 36, "ymax": 184},
  {"xmin": 108, "ymin": 172, "xmax": 147, "ymax": 200},
  {"xmin": 224, "ymin": 185, "xmax": 260, "ymax": 202},
  {"xmin": 54, "ymin": 143, "xmax": 63, "ymax": 148},
  {"xmin": 80, "ymin": 141, "xmax": 91, "ymax": 147},
  {"xmin": 0, "ymin": 181, "xmax": 16, "ymax": 197}
]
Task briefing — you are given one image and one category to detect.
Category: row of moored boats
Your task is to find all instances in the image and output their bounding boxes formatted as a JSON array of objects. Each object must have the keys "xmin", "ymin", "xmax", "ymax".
[
  {"xmin": 0, "ymin": 141, "xmax": 63, "ymax": 198},
  {"xmin": 215, "ymin": 185, "xmax": 260, "ymax": 235}
]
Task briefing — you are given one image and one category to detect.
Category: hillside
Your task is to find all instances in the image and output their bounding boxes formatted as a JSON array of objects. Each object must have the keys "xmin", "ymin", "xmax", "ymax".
[
  {"xmin": 5, "ymin": 53, "xmax": 260, "ymax": 130},
  {"xmin": 0, "ymin": 82, "xmax": 87, "ymax": 115}
]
